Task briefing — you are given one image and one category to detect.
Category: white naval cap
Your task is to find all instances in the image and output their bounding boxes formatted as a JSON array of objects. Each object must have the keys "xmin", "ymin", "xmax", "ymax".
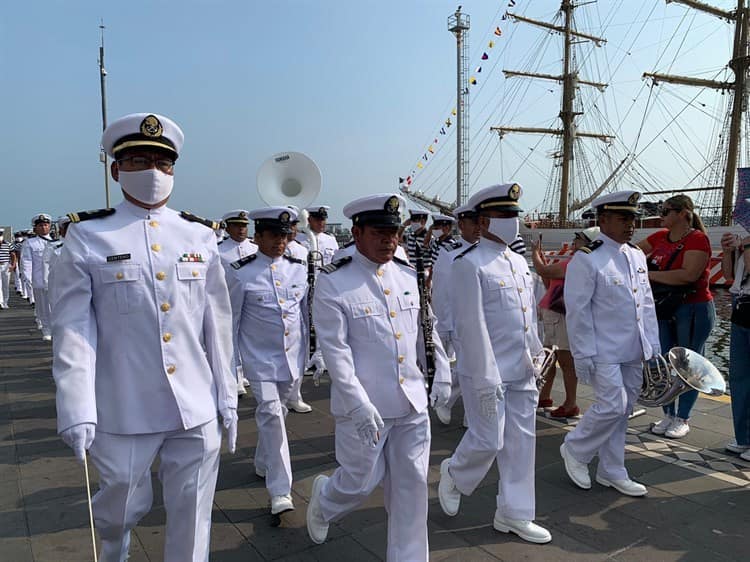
[
  {"xmin": 453, "ymin": 203, "xmax": 478, "ymax": 219},
  {"xmin": 592, "ymin": 190, "xmax": 641, "ymax": 215},
  {"xmin": 344, "ymin": 193, "xmax": 406, "ymax": 228},
  {"xmin": 576, "ymin": 226, "xmax": 600, "ymax": 242},
  {"xmin": 287, "ymin": 205, "xmax": 301, "ymax": 223},
  {"xmin": 56, "ymin": 215, "xmax": 71, "ymax": 228},
  {"xmin": 431, "ymin": 212, "xmax": 456, "ymax": 224},
  {"xmin": 408, "ymin": 207, "xmax": 429, "ymax": 218},
  {"xmin": 102, "ymin": 113, "xmax": 184, "ymax": 159},
  {"xmin": 31, "ymin": 213, "xmax": 52, "ymax": 225},
  {"xmin": 221, "ymin": 209, "xmax": 250, "ymax": 225},
  {"xmin": 248, "ymin": 206, "xmax": 298, "ymax": 234},
  {"xmin": 467, "ymin": 183, "xmax": 523, "ymax": 213},
  {"xmin": 306, "ymin": 205, "xmax": 330, "ymax": 218}
]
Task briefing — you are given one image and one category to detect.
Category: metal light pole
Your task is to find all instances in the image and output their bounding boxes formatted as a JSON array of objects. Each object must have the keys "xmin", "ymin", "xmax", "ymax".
[{"xmin": 98, "ymin": 21, "xmax": 110, "ymax": 207}]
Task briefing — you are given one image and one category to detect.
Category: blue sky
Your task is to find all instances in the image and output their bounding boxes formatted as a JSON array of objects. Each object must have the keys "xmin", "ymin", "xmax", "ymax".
[{"xmin": 0, "ymin": 0, "xmax": 739, "ymax": 229}]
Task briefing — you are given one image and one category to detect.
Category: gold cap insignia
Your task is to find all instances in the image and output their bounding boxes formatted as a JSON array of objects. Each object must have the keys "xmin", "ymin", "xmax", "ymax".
[
  {"xmin": 386, "ymin": 196, "xmax": 400, "ymax": 213},
  {"xmin": 318, "ymin": 207, "xmax": 326, "ymax": 214},
  {"xmin": 239, "ymin": 211, "xmax": 247, "ymax": 219},
  {"xmin": 628, "ymin": 192, "xmax": 640, "ymax": 205},
  {"xmin": 279, "ymin": 211, "xmax": 291, "ymax": 223},
  {"xmin": 140, "ymin": 115, "xmax": 163, "ymax": 138},
  {"xmin": 509, "ymin": 184, "xmax": 521, "ymax": 200}
]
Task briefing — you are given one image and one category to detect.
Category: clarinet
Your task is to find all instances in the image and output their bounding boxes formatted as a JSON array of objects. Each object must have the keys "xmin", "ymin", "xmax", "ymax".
[
  {"xmin": 414, "ymin": 243, "xmax": 436, "ymax": 392},
  {"xmin": 307, "ymin": 250, "xmax": 322, "ymax": 359}
]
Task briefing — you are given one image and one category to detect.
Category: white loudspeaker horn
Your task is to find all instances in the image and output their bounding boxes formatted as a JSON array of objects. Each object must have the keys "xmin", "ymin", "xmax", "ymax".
[{"xmin": 257, "ymin": 151, "xmax": 321, "ymax": 208}]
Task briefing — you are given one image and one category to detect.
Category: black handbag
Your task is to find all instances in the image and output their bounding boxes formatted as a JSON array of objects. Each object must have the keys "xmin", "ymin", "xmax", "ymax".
[
  {"xmin": 648, "ymin": 243, "xmax": 695, "ymax": 321},
  {"xmin": 731, "ymin": 295, "xmax": 750, "ymax": 329}
]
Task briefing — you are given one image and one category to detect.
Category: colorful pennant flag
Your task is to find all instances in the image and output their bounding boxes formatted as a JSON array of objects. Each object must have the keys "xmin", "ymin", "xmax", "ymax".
[
  {"xmin": 470, "ymin": 77, "xmax": 477, "ymax": 85},
  {"xmin": 434, "ymin": 138, "xmax": 438, "ymax": 143},
  {"xmin": 475, "ymin": 66, "xmax": 482, "ymax": 73},
  {"xmin": 508, "ymin": 0, "xmax": 516, "ymax": 7},
  {"xmin": 445, "ymin": 118, "xmax": 452, "ymax": 127},
  {"xmin": 481, "ymin": 52, "xmax": 489, "ymax": 60},
  {"xmin": 488, "ymin": 40, "xmax": 495, "ymax": 48},
  {"xmin": 440, "ymin": 127, "xmax": 446, "ymax": 135},
  {"xmin": 399, "ymin": 177, "xmax": 405, "ymax": 184},
  {"xmin": 494, "ymin": 27, "xmax": 503, "ymax": 36},
  {"xmin": 417, "ymin": 162, "xmax": 424, "ymax": 169},
  {"xmin": 451, "ymin": 108, "xmax": 457, "ymax": 116},
  {"xmin": 423, "ymin": 154, "xmax": 428, "ymax": 161},
  {"xmin": 428, "ymin": 145, "xmax": 434, "ymax": 154}
]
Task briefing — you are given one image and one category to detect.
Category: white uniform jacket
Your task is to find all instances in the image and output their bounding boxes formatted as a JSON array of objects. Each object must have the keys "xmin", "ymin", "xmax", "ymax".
[
  {"xmin": 313, "ymin": 251, "xmax": 451, "ymax": 418},
  {"xmin": 297, "ymin": 231, "xmax": 339, "ymax": 265},
  {"xmin": 431, "ymin": 238, "xmax": 472, "ymax": 334},
  {"xmin": 564, "ymin": 233, "xmax": 659, "ymax": 363},
  {"xmin": 21, "ymin": 235, "xmax": 51, "ymax": 288},
  {"xmin": 42, "ymin": 239, "xmax": 64, "ymax": 290},
  {"xmin": 50, "ymin": 201, "xmax": 236, "ymax": 435},
  {"xmin": 218, "ymin": 237, "xmax": 258, "ymax": 265},
  {"xmin": 452, "ymin": 239, "xmax": 543, "ymax": 391},
  {"xmin": 226, "ymin": 253, "xmax": 308, "ymax": 382},
  {"xmin": 286, "ymin": 238, "xmax": 309, "ymax": 262},
  {"xmin": 332, "ymin": 242, "xmax": 408, "ymax": 263}
]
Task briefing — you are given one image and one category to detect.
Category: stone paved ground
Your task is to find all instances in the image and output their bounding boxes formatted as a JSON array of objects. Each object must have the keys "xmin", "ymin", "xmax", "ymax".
[{"xmin": 1, "ymin": 286, "xmax": 748, "ymax": 561}]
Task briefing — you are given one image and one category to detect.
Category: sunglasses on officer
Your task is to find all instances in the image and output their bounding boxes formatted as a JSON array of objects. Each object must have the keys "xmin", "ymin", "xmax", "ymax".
[{"xmin": 116, "ymin": 154, "xmax": 176, "ymax": 173}]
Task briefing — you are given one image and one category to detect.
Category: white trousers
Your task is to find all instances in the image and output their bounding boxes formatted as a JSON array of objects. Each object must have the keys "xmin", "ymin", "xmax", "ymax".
[
  {"xmin": 89, "ymin": 419, "xmax": 222, "ymax": 562},
  {"xmin": 319, "ymin": 409, "xmax": 431, "ymax": 562},
  {"xmin": 449, "ymin": 375, "xmax": 538, "ymax": 521},
  {"xmin": 25, "ymin": 278, "xmax": 34, "ymax": 303},
  {"xmin": 0, "ymin": 264, "xmax": 9, "ymax": 307},
  {"xmin": 32, "ymin": 287, "xmax": 50, "ymax": 336},
  {"xmin": 289, "ymin": 372, "xmax": 304, "ymax": 403},
  {"xmin": 15, "ymin": 268, "xmax": 26, "ymax": 297},
  {"xmin": 564, "ymin": 361, "xmax": 642, "ymax": 481},
  {"xmin": 249, "ymin": 379, "xmax": 295, "ymax": 496}
]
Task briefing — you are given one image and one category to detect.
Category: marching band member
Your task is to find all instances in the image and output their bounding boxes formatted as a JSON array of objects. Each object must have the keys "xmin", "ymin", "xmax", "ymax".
[
  {"xmin": 297, "ymin": 205, "xmax": 339, "ymax": 265},
  {"xmin": 42, "ymin": 216, "xmax": 69, "ymax": 308},
  {"xmin": 226, "ymin": 206, "xmax": 308, "ymax": 515},
  {"xmin": 218, "ymin": 209, "xmax": 258, "ymax": 397},
  {"xmin": 437, "ymin": 183, "xmax": 552, "ymax": 544},
  {"xmin": 306, "ymin": 193, "xmax": 451, "ymax": 561},
  {"xmin": 560, "ymin": 190, "xmax": 660, "ymax": 497},
  {"xmin": 403, "ymin": 208, "xmax": 431, "ymax": 268},
  {"xmin": 430, "ymin": 204, "xmax": 480, "ymax": 424},
  {"xmin": 22, "ymin": 213, "xmax": 54, "ymax": 339},
  {"xmin": 427, "ymin": 212, "xmax": 462, "ymax": 265},
  {"xmin": 50, "ymin": 113, "xmax": 237, "ymax": 561}
]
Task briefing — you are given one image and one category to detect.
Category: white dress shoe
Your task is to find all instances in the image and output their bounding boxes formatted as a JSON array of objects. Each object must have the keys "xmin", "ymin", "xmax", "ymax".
[
  {"xmin": 288, "ymin": 400, "xmax": 312, "ymax": 413},
  {"xmin": 242, "ymin": 376, "xmax": 250, "ymax": 387},
  {"xmin": 740, "ymin": 449, "xmax": 750, "ymax": 462},
  {"xmin": 435, "ymin": 405, "xmax": 452, "ymax": 425},
  {"xmin": 665, "ymin": 418, "xmax": 690, "ymax": 439},
  {"xmin": 438, "ymin": 459, "xmax": 461, "ymax": 516},
  {"xmin": 493, "ymin": 514, "xmax": 552, "ymax": 544},
  {"xmin": 650, "ymin": 415, "xmax": 674, "ymax": 435},
  {"xmin": 42, "ymin": 335, "xmax": 52, "ymax": 342},
  {"xmin": 237, "ymin": 381, "xmax": 247, "ymax": 396},
  {"xmin": 595, "ymin": 475, "xmax": 647, "ymax": 497},
  {"xmin": 560, "ymin": 443, "xmax": 591, "ymax": 490},
  {"xmin": 307, "ymin": 474, "xmax": 329, "ymax": 544},
  {"xmin": 726, "ymin": 439, "xmax": 750, "ymax": 454},
  {"xmin": 271, "ymin": 494, "xmax": 295, "ymax": 515}
]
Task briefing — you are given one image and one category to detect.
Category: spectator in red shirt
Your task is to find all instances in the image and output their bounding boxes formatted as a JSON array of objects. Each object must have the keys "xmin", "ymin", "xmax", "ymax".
[{"xmin": 636, "ymin": 194, "xmax": 714, "ymax": 439}]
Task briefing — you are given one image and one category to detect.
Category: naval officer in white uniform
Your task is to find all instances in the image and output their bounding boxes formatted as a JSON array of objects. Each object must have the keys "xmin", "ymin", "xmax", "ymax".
[
  {"xmin": 430, "ymin": 204, "xmax": 481, "ymax": 425},
  {"xmin": 297, "ymin": 205, "xmax": 340, "ymax": 265},
  {"xmin": 560, "ymin": 190, "xmax": 660, "ymax": 497},
  {"xmin": 50, "ymin": 113, "xmax": 237, "ymax": 562},
  {"xmin": 226, "ymin": 206, "xmax": 308, "ymax": 515},
  {"xmin": 306, "ymin": 193, "xmax": 452, "ymax": 561},
  {"xmin": 22, "ymin": 213, "xmax": 54, "ymax": 339},
  {"xmin": 437, "ymin": 184, "xmax": 552, "ymax": 544},
  {"xmin": 218, "ymin": 209, "xmax": 258, "ymax": 396}
]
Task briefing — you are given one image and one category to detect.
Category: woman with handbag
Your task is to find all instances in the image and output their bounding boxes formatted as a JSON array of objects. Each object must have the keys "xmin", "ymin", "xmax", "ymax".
[
  {"xmin": 721, "ymin": 230, "xmax": 750, "ymax": 460},
  {"xmin": 637, "ymin": 195, "xmax": 714, "ymax": 439},
  {"xmin": 531, "ymin": 226, "xmax": 600, "ymax": 418}
]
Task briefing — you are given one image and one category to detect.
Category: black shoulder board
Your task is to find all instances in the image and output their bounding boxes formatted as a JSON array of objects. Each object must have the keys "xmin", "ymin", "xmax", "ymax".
[
  {"xmin": 454, "ymin": 242, "xmax": 478, "ymax": 260},
  {"xmin": 180, "ymin": 211, "xmax": 221, "ymax": 230},
  {"xmin": 217, "ymin": 239, "xmax": 225, "ymax": 245},
  {"xmin": 230, "ymin": 254, "xmax": 257, "ymax": 270},
  {"xmin": 627, "ymin": 242, "xmax": 642, "ymax": 251},
  {"xmin": 579, "ymin": 239, "xmax": 603, "ymax": 254},
  {"xmin": 320, "ymin": 256, "xmax": 352, "ymax": 274},
  {"xmin": 393, "ymin": 256, "xmax": 414, "ymax": 269},
  {"xmin": 67, "ymin": 208, "xmax": 115, "ymax": 223},
  {"xmin": 446, "ymin": 238, "xmax": 463, "ymax": 251},
  {"xmin": 283, "ymin": 254, "xmax": 305, "ymax": 265},
  {"xmin": 343, "ymin": 239, "xmax": 355, "ymax": 248}
]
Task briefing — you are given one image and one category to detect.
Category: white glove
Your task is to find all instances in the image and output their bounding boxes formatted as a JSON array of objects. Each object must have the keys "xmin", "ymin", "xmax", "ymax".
[
  {"xmin": 430, "ymin": 382, "xmax": 451, "ymax": 409},
  {"xmin": 574, "ymin": 357, "xmax": 596, "ymax": 385},
  {"xmin": 306, "ymin": 349, "xmax": 327, "ymax": 373},
  {"xmin": 479, "ymin": 386, "xmax": 503, "ymax": 419},
  {"xmin": 60, "ymin": 423, "xmax": 95, "ymax": 463},
  {"xmin": 350, "ymin": 402, "xmax": 385, "ymax": 447},
  {"xmin": 651, "ymin": 344, "xmax": 662, "ymax": 359},
  {"xmin": 220, "ymin": 408, "xmax": 238, "ymax": 454},
  {"xmin": 313, "ymin": 367, "xmax": 327, "ymax": 387}
]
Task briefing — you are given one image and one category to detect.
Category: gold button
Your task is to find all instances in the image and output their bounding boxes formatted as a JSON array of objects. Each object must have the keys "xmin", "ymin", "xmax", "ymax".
[
  {"xmin": 116, "ymin": 272, "xmax": 124, "ymax": 280},
  {"xmin": 522, "ymin": 306, "xmax": 527, "ymax": 312},
  {"xmin": 161, "ymin": 303, "xmax": 171, "ymax": 312},
  {"xmin": 282, "ymin": 313, "xmax": 288, "ymax": 319},
  {"xmin": 511, "ymin": 268, "xmax": 516, "ymax": 273},
  {"xmin": 295, "ymin": 292, "xmax": 300, "ymax": 297},
  {"xmin": 151, "ymin": 244, "xmax": 161, "ymax": 252},
  {"xmin": 633, "ymin": 288, "xmax": 638, "ymax": 293},
  {"xmin": 271, "ymin": 265, "xmax": 277, "ymax": 271},
  {"xmin": 384, "ymin": 288, "xmax": 391, "ymax": 295},
  {"xmin": 395, "ymin": 332, "xmax": 402, "ymax": 340},
  {"xmin": 156, "ymin": 271, "xmax": 166, "ymax": 281},
  {"xmin": 500, "ymin": 281, "xmax": 505, "ymax": 287},
  {"xmin": 398, "ymin": 355, "xmax": 405, "ymax": 363},
  {"xmin": 284, "ymin": 330, "xmax": 290, "ymax": 336},
  {"xmin": 162, "ymin": 333, "xmax": 172, "ymax": 342},
  {"xmin": 275, "ymin": 280, "xmax": 281, "ymax": 286},
  {"xmin": 377, "ymin": 269, "xmax": 384, "ymax": 277},
  {"xmin": 518, "ymin": 288, "xmax": 523, "ymax": 293},
  {"xmin": 636, "ymin": 303, "xmax": 641, "ymax": 308},
  {"xmin": 365, "ymin": 307, "xmax": 371, "ymax": 314},
  {"xmin": 166, "ymin": 365, "xmax": 176, "ymax": 374},
  {"xmin": 524, "ymin": 326, "xmax": 529, "ymax": 332},
  {"xmin": 390, "ymin": 311, "xmax": 396, "ymax": 318},
  {"xmin": 192, "ymin": 270, "xmax": 199, "ymax": 277},
  {"xmin": 399, "ymin": 377, "xmax": 405, "ymax": 384},
  {"xmin": 279, "ymin": 298, "xmax": 285, "ymax": 304},
  {"xmin": 285, "ymin": 347, "xmax": 290, "ymax": 352},
  {"xmin": 637, "ymin": 316, "xmax": 641, "ymax": 322},
  {"xmin": 149, "ymin": 220, "xmax": 159, "ymax": 228}
]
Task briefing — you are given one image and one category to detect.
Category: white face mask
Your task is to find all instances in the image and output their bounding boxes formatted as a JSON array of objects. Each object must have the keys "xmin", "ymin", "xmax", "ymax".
[
  {"xmin": 408, "ymin": 223, "xmax": 421, "ymax": 233},
  {"xmin": 118, "ymin": 169, "xmax": 174, "ymax": 205},
  {"xmin": 487, "ymin": 217, "xmax": 519, "ymax": 244}
]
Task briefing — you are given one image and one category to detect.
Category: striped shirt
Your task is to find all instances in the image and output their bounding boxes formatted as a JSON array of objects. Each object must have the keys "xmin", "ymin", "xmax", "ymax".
[
  {"xmin": 405, "ymin": 228, "xmax": 432, "ymax": 269},
  {"xmin": 429, "ymin": 235, "xmax": 463, "ymax": 263},
  {"xmin": 509, "ymin": 235, "xmax": 527, "ymax": 256},
  {"xmin": 0, "ymin": 241, "xmax": 12, "ymax": 263}
]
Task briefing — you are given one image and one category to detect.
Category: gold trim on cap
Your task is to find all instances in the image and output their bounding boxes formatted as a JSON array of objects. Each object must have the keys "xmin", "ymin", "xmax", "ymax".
[
  {"xmin": 601, "ymin": 204, "xmax": 638, "ymax": 212},
  {"xmin": 112, "ymin": 139, "xmax": 176, "ymax": 155},
  {"xmin": 479, "ymin": 200, "xmax": 521, "ymax": 208}
]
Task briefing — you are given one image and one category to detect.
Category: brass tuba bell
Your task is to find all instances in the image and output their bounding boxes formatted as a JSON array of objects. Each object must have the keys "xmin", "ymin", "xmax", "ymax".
[{"xmin": 638, "ymin": 347, "xmax": 726, "ymax": 408}]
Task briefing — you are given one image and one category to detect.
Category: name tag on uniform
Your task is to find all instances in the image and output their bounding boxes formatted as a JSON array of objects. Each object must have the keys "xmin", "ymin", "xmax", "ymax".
[{"xmin": 107, "ymin": 253, "xmax": 131, "ymax": 262}]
